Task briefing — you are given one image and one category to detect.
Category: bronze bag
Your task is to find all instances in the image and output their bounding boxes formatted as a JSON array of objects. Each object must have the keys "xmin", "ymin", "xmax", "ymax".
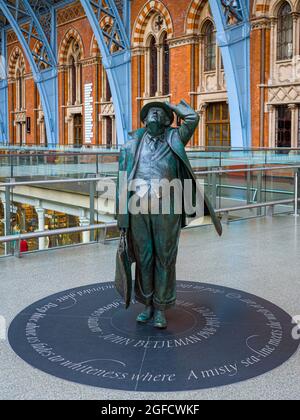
[{"xmin": 115, "ymin": 231, "xmax": 133, "ymax": 309}]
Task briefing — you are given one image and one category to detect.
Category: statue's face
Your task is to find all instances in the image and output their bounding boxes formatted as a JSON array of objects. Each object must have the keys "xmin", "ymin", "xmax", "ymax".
[{"xmin": 145, "ymin": 107, "xmax": 169, "ymax": 128}]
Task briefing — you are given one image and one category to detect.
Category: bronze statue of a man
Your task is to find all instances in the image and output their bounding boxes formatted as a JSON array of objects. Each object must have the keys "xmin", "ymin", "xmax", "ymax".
[{"xmin": 116, "ymin": 100, "xmax": 222, "ymax": 329}]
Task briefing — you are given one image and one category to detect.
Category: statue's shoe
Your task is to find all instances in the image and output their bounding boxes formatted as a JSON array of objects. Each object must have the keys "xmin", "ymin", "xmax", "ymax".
[
  {"xmin": 154, "ymin": 310, "xmax": 167, "ymax": 329},
  {"xmin": 136, "ymin": 306, "xmax": 154, "ymax": 324}
]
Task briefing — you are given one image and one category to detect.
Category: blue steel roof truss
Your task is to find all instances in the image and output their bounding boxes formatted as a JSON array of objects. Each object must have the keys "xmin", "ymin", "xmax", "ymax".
[
  {"xmin": 208, "ymin": 0, "xmax": 251, "ymax": 148},
  {"xmin": 0, "ymin": 1, "xmax": 252, "ymax": 149},
  {"xmin": 1, "ymin": 0, "xmax": 56, "ymax": 71},
  {"xmin": 221, "ymin": 0, "xmax": 244, "ymax": 25}
]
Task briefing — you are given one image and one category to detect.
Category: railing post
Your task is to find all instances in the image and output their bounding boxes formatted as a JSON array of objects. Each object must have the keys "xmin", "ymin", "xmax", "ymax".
[
  {"xmin": 89, "ymin": 179, "xmax": 96, "ymax": 242},
  {"xmin": 96, "ymin": 153, "xmax": 99, "ymax": 175},
  {"xmin": 246, "ymin": 166, "xmax": 251, "ymax": 204},
  {"xmin": 294, "ymin": 169, "xmax": 299, "ymax": 217},
  {"xmin": 266, "ymin": 205, "xmax": 274, "ymax": 217},
  {"xmin": 217, "ymin": 166, "xmax": 221, "ymax": 210},
  {"xmin": 211, "ymin": 168, "xmax": 217, "ymax": 210},
  {"xmin": 15, "ymin": 237, "xmax": 21, "ymax": 259},
  {"xmin": 4, "ymin": 182, "xmax": 11, "ymax": 255},
  {"xmin": 223, "ymin": 211, "xmax": 229, "ymax": 225},
  {"xmin": 257, "ymin": 171, "xmax": 262, "ymax": 216},
  {"xmin": 9, "ymin": 152, "xmax": 13, "ymax": 178},
  {"xmin": 99, "ymin": 224, "xmax": 108, "ymax": 245},
  {"xmin": 79, "ymin": 217, "xmax": 90, "ymax": 244}
]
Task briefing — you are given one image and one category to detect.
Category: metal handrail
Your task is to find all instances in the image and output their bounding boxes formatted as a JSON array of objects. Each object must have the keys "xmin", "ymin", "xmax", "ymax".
[
  {"xmin": 0, "ymin": 148, "xmax": 120, "ymax": 157},
  {"xmin": 0, "ymin": 164, "xmax": 299, "ymax": 255},
  {"xmin": 188, "ymin": 147, "xmax": 300, "ymax": 151},
  {"xmin": 3, "ymin": 145, "xmax": 300, "ymax": 152},
  {"xmin": 0, "ymin": 197, "xmax": 297, "ymax": 246},
  {"xmin": 0, "ymin": 222, "xmax": 118, "ymax": 245},
  {"xmin": 215, "ymin": 198, "xmax": 297, "ymax": 214},
  {"xmin": 0, "ymin": 164, "xmax": 299, "ymax": 188},
  {"xmin": 1, "ymin": 146, "xmax": 300, "ymax": 161},
  {"xmin": 195, "ymin": 165, "xmax": 300, "ymax": 175},
  {"xmin": 0, "ymin": 176, "xmax": 105, "ymax": 188}
]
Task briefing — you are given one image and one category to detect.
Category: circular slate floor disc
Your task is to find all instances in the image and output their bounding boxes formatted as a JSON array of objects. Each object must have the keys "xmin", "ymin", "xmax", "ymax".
[{"xmin": 8, "ymin": 281, "xmax": 300, "ymax": 392}]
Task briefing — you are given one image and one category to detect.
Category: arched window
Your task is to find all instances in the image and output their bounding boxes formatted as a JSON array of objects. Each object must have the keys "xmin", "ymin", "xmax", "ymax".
[
  {"xmin": 204, "ymin": 21, "xmax": 216, "ymax": 72},
  {"xmin": 73, "ymin": 114, "xmax": 83, "ymax": 148},
  {"xmin": 16, "ymin": 69, "xmax": 24, "ymax": 110},
  {"xmin": 142, "ymin": 13, "xmax": 170, "ymax": 98},
  {"xmin": 276, "ymin": 105, "xmax": 291, "ymax": 148},
  {"xmin": 15, "ymin": 66, "xmax": 25, "ymax": 145},
  {"xmin": 9, "ymin": 49, "xmax": 26, "ymax": 145},
  {"xmin": 277, "ymin": 2, "xmax": 293, "ymax": 61},
  {"xmin": 106, "ymin": 117, "xmax": 113, "ymax": 148},
  {"xmin": 105, "ymin": 74, "xmax": 112, "ymax": 102},
  {"xmin": 162, "ymin": 32, "xmax": 170, "ymax": 95},
  {"xmin": 60, "ymin": 34, "xmax": 84, "ymax": 147},
  {"xmin": 70, "ymin": 56, "xmax": 77, "ymax": 105},
  {"xmin": 13, "ymin": 57, "xmax": 25, "ymax": 112},
  {"xmin": 67, "ymin": 40, "xmax": 82, "ymax": 105},
  {"xmin": 96, "ymin": 35, "xmax": 116, "ymax": 147},
  {"xmin": 101, "ymin": 34, "xmax": 115, "ymax": 102},
  {"xmin": 149, "ymin": 36, "xmax": 158, "ymax": 97}
]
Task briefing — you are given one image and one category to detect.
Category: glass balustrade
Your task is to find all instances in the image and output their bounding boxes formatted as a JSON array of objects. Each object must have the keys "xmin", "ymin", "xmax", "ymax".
[
  {"xmin": 1, "ymin": 146, "xmax": 300, "ymax": 257},
  {"xmin": 2, "ymin": 146, "xmax": 300, "ymax": 180}
]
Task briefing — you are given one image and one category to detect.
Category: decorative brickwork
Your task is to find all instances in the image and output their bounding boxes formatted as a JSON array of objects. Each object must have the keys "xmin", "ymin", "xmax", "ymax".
[
  {"xmin": 132, "ymin": 0, "xmax": 173, "ymax": 46},
  {"xmin": 57, "ymin": 2, "xmax": 85, "ymax": 27},
  {"xmin": 59, "ymin": 28, "xmax": 85, "ymax": 64},
  {"xmin": 8, "ymin": 47, "xmax": 25, "ymax": 79},
  {"xmin": 185, "ymin": 0, "xmax": 207, "ymax": 34}
]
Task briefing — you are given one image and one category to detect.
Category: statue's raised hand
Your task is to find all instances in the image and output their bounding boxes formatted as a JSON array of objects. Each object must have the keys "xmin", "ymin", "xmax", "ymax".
[{"xmin": 165, "ymin": 100, "xmax": 194, "ymax": 120}]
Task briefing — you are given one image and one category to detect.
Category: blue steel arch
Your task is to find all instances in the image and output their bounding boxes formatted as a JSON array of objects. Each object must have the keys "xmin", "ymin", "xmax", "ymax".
[
  {"xmin": 209, "ymin": 0, "xmax": 251, "ymax": 148},
  {"xmin": 79, "ymin": 0, "xmax": 131, "ymax": 145},
  {"xmin": 0, "ymin": 1, "xmax": 251, "ymax": 149},
  {"xmin": 0, "ymin": 0, "xmax": 131, "ymax": 147},
  {"xmin": 0, "ymin": 0, "xmax": 59, "ymax": 147},
  {"xmin": 0, "ymin": 21, "xmax": 8, "ymax": 144}
]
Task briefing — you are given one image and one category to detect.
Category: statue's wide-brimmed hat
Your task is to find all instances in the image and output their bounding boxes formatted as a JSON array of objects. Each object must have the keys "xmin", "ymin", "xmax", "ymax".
[{"xmin": 140, "ymin": 102, "xmax": 174, "ymax": 125}]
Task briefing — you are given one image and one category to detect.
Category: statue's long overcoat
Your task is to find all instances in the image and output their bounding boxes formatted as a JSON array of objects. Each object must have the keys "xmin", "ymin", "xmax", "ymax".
[{"xmin": 116, "ymin": 127, "xmax": 222, "ymax": 237}]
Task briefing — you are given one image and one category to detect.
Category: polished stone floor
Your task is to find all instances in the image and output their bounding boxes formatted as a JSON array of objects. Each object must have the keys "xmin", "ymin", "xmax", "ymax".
[{"xmin": 0, "ymin": 216, "xmax": 299, "ymax": 400}]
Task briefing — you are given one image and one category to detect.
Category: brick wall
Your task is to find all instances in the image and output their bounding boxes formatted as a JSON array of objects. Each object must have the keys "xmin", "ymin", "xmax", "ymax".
[{"xmin": 4, "ymin": 0, "xmax": 265, "ymax": 148}]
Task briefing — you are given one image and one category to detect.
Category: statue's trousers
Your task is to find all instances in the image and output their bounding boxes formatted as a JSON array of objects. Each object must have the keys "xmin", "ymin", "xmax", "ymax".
[{"xmin": 130, "ymin": 207, "xmax": 182, "ymax": 310}]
